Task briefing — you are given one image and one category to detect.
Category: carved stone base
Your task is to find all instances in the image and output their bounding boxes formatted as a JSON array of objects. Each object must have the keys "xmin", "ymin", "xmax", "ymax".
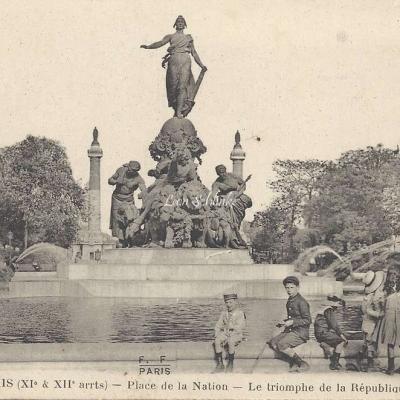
[{"xmin": 100, "ymin": 248, "xmax": 253, "ymax": 265}]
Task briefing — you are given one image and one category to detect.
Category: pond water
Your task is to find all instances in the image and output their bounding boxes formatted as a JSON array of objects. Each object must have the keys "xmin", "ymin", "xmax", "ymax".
[{"xmin": 0, "ymin": 297, "xmax": 362, "ymax": 343}]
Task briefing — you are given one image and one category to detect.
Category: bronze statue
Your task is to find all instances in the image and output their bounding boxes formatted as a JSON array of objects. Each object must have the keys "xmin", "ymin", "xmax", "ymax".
[
  {"xmin": 204, "ymin": 207, "xmax": 233, "ymax": 248},
  {"xmin": 140, "ymin": 15, "xmax": 207, "ymax": 118},
  {"xmin": 108, "ymin": 161, "xmax": 147, "ymax": 247},
  {"xmin": 210, "ymin": 165, "xmax": 252, "ymax": 248},
  {"xmin": 129, "ymin": 145, "xmax": 201, "ymax": 241},
  {"xmin": 131, "ymin": 18, "xmax": 253, "ymax": 249}
]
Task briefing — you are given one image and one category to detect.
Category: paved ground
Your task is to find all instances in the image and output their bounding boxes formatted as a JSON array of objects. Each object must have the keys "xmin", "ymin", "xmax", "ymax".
[{"xmin": 0, "ymin": 359, "xmax": 390, "ymax": 375}]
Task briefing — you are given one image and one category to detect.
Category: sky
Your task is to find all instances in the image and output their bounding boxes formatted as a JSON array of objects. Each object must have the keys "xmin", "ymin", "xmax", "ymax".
[{"xmin": 1, "ymin": 0, "xmax": 400, "ymax": 232}]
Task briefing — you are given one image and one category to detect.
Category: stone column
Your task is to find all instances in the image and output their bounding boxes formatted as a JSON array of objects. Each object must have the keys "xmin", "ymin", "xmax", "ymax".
[
  {"xmin": 230, "ymin": 130, "xmax": 246, "ymax": 179},
  {"xmin": 87, "ymin": 127, "xmax": 103, "ymax": 242}
]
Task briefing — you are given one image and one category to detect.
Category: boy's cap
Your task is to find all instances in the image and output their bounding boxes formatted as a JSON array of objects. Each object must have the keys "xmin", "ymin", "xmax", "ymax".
[
  {"xmin": 283, "ymin": 276, "xmax": 299, "ymax": 286},
  {"xmin": 324, "ymin": 295, "xmax": 345, "ymax": 307},
  {"xmin": 223, "ymin": 293, "xmax": 238, "ymax": 301}
]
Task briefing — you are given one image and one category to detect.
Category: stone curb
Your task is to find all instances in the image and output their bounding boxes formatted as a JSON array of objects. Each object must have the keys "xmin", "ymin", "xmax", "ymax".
[{"xmin": 0, "ymin": 340, "xmax": 384, "ymax": 363}]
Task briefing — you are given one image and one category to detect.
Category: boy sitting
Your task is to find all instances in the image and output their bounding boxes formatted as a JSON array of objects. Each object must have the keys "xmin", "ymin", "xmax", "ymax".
[
  {"xmin": 214, "ymin": 293, "xmax": 246, "ymax": 373},
  {"xmin": 268, "ymin": 276, "xmax": 311, "ymax": 372},
  {"xmin": 314, "ymin": 295, "xmax": 348, "ymax": 370}
]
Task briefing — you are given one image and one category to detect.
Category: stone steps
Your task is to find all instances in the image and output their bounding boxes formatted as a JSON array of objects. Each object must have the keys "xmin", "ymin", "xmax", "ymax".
[
  {"xmin": 100, "ymin": 248, "xmax": 253, "ymax": 265},
  {"xmin": 58, "ymin": 263, "xmax": 294, "ymax": 281},
  {"xmin": 7, "ymin": 276, "xmax": 342, "ymax": 299},
  {"xmin": 343, "ymin": 283, "xmax": 364, "ymax": 294},
  {"xmin": 12, "ymin": 272, "xmax": 58, "ymax": 281},
  {"xmin": 62, "ymin": 278, "xmax": 341, "ymax": 298}
]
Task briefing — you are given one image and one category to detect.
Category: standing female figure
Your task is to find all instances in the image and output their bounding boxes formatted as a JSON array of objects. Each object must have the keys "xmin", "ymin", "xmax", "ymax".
[
  {"xmin": 349, "ymin": 264, "xmax": 386, "ymax": 371},
  {"xmin": 375, "ymin": 263, "xmax": 400, "ymax": 374},
  {"xmin": 141, "ymin": 15, "xmax": 207, "ymax": 118},
  {"xmin": 358, "ymin": 270, "xmax": 386, "ymax": 371}
]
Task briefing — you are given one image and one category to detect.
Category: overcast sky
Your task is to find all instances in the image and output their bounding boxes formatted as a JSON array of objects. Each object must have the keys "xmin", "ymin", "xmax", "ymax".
[{"xmin": 1, "ymin": 0, "xmax": 400, "ymax": 232}]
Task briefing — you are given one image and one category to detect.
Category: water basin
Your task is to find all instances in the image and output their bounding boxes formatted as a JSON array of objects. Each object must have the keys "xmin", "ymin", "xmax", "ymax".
[{"xmin": 0, "ymin": 297, "xmax": 362, "ymax": 343}]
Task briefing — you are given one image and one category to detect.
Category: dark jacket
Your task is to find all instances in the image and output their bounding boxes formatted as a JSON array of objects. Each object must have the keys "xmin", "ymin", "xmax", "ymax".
[
  {"xmin": 285, "ymin": 293, "xmax": 311, "ymax": 340},
  {"xmin": 314, "ymin": 307, "xmax": 342, "ymax": 338}
]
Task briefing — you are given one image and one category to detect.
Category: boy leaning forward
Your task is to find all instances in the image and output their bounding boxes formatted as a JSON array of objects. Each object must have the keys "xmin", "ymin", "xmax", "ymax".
[{"xmin": 268, "ymin": 276, "xmax": 312, "ymax": 372}]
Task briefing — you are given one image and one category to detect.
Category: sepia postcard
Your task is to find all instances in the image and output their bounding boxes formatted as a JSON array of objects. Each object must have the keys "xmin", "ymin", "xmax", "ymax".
[{"xmin": 1, "ymin": 1, "xmax": 400, "ymax": 399}]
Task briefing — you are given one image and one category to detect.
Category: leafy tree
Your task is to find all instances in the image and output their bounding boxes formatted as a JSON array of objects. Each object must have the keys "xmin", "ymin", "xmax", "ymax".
[
  {"xmin": 293, "ymin": 228, "xmax": 321, "ymax": 253},
  {"xmin": 250, "ymin": 203, "xmax": 296, "ymax": 263},
  {"xmin": 262, "ymin": 159, "xmax": 326, "ymax": 258},
  {"xmin": 380, "ymin": 156, "xmax": 400, "ymax": 238},
  {"xmin": 268, "ymin": 159, "xmax": 327, "ymax": 227},
  {"xmin": 252, "ymin": 144, "xmax": 400, "ymax": 261},
  {"xmin": 381, "ymin": 185, "xmax": 400, "ymax": 237},
  {"xmin": 0, "ymin": 135, "xmax": 86, "ymax": 248},
  {"xmin": 308, "ymin": 144, "xmax": 400, "ymax": 253}
]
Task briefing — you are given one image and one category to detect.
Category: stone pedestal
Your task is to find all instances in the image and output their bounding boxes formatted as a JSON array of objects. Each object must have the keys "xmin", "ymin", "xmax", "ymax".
[
  {"xmin": 6, "ymin": 247, "xmax": 342, "ymax": 299},
  {"xmin": 71, "ymin": 240, "xmax": 115, "ymax": 262}
]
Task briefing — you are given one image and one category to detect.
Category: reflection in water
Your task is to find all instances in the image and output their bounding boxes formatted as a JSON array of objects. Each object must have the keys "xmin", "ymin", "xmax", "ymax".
[
  {"xmin": 0, "ymin": 298, "xmax": 72, "ymax": 343},
  {"xmin": 0, "ymin": 298, "xmax": 363, "ymax": 343}
]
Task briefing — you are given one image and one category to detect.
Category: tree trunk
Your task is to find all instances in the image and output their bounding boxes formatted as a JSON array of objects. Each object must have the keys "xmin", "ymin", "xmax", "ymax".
[
  {"xmin": 288, "ymin": 206, "xmax": 296, "ymax": 259},
  {"xmin": 24, "ymin": 221, "xmax": 28, "ymax": 250},
  {"xmin": 305, "ymin": 190, "xmax": 313, "ymax": 228}
]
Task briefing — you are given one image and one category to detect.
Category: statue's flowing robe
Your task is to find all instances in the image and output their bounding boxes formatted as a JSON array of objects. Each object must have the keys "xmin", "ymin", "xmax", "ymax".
[
  {"xmin": 166, "ymin": 33, "xmax": 195, "ymax": 111},
  {"xmin": 230, "ymin": 193, "xmax": 252, "ymax": 228},
  {"xmin": 212, "ymin": 174, "xmax": 252, "ymax": 246},
  {"xmin": 109, "ymin": 167, "xmax": 142, "ymax": 240}
]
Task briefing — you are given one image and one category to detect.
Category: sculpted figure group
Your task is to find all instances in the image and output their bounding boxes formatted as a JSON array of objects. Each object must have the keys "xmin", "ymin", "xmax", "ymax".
[
  {"xmin": 108, "ymin": 16, "xmax": 252, "ymax": 249},
  {"xmin": 108, "ymin": 158, "xmax": 251, "ymax": 249}
]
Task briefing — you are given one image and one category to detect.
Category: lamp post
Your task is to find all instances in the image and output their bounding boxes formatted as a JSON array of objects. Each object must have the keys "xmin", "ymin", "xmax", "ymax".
[
  {"xmin": 7, "ymin": 231, "xmax": 13, "ymax": 247},
  {"xmin": 6, "ymin": 231, "xmax": 14, "ymax": 267}
]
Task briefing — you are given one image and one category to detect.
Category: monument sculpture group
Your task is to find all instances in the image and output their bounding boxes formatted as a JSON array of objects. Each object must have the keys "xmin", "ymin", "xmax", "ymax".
[
  {"xmin": 3, "ymin": 13, "xmax": 341, "ymax": 307},
  {"xmin": 107, "ymin": 15, "xmax": 252, "ymax": 249}
]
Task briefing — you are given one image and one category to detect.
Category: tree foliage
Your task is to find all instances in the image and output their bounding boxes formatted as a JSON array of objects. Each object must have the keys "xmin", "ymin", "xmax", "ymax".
[
  {"xmin": 251, "ymin": 144, "xmax": 400, "ymax": 263},
  {"xmin": 0, "ymin": 135, "xmax": 86, "ymax": 248},
  {"xmin": 250, "ymin": 204, "xmax": 290, "ymax": 263},
  {"xmin": 308, "ymin": 144, "xmax": 400, "ymax": 252},
  {"xmin": 268, "ymin": 159, "xmax": 327, "ymax": 227}
]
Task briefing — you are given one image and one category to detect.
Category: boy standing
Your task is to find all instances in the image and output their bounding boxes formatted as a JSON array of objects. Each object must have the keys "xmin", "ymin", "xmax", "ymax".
[
  {"xmin": 214, "ymin": 293, "xmax": 246, "ymax": 373},
  {"xmin": 268, "ymin": 276, "xmax": 311, "ymax": 372}
]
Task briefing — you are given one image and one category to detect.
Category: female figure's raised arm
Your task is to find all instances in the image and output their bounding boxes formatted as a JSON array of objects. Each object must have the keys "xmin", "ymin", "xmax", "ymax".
[{"xmin": 140, "ymin": 35, "xmax": 171, "ymax": 49}]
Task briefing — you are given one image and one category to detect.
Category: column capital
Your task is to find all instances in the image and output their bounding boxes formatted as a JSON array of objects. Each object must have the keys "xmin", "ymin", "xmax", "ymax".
[
  {"xmin": 230, "ymin": 130, "xmax": 246, "ymax": 161},
  {"xmin": 88, "ymin": 127, "xmax": 103, "ymax": 158}
]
